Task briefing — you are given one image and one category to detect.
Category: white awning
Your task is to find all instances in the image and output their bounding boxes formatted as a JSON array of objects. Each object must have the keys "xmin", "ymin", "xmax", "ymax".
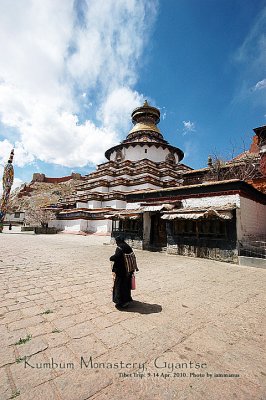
[
  {"xmin": 161, "ymin": 209, "xmax": 233, "ymax": 220},
  {"xmin": 105, "ymin": 212, "xmax": 141, "ymax": 219},
  {"xmin": 161, "ymin": 213, "xmax": 204, "ymax": 220},
  {"xmin": 202, "ymin": 209, "xmax": 233, "ymax": 219},
  {"xmin": 142, "ymin": 205, "xmax": 164, "ymax": 211}
]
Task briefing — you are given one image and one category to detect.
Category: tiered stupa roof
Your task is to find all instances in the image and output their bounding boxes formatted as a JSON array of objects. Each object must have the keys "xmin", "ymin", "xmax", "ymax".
[{"xmin": 56, "ymin": 101, "xmax": 191, "ymax": 212}]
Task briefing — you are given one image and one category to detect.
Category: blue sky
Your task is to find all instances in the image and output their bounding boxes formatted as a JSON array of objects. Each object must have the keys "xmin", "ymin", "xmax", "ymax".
[{"xmin": 0, "ymin": 0, "xmax": 265, "ymax": 191}]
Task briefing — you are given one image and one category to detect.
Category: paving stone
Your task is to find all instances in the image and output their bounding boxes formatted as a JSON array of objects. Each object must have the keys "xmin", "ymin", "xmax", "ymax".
[
  {"xmin": 68, "ymin": 335, "xmax": 108, "ymax": 360},
  {"xmin": 8, "ymin": 315, "xmax": 45, "ymax": 331},
  {"xmin": 1, "ymin": 299, "xmax": 19, "ymax": 308},
  {"xmin": 27, "ymin": 321, "xmax": 55, "ymax": 337},
  {"xmin": 66, "ymin": 320, "xmax": 97, "ymax": 339},
  {"xmin": 21, "ymin": 305, "xmax": 44, "ymax": 318},
  {"xmin": 5, "ymin": 290, "xmax": 29, "ymax": 299},
  {"xmin": 97, "ymin": 304, "xmax": 116, "ymax": 314},
  {"xmin": 9, "ymin": 353, "xmax": 55, "ymax": 394},
  {"xmin": 119, "ymin": 316, "xmax": 156, "ymax": 335},
  {"xmin": 55, "ymin": 305, "xmax": 81, "ymax": 318},
  {"xmin": 18, "ymin": 381, "xmax": 60, "ymax": 400},
  {"xmin": 94, "ymin": 377, "xmax": 190, "ymax": 400},
  {"xmin": 0, "ymin": 367, "xmax": 13, "ymax": 400},
  {"xmin": 8, "ymin": 301, "xmax": 36, "ymax": 311},
  {"xmin": 43, "ymin": 331, "xmax": 71, "ymax": 348},
  {"xmin": 6, "ymin": 328, "xmax": 29, "ymax": 347},
  {"xmin": 41, "ymin": 345, "xmax": 79, "ymax": 374},
  {"xmin": 1, "ymin": 310, "xmax": 23, "ymax": 325},
  {"xmin": 130, "ymin": 328, "xmax": 185, "ymax": 361},
  {"xmin": 91, "ymin": 315, "xmax": 114, "ymax": 329},
  {"xmin": 53, "ymin": 370, "xmax": 112, "ymax": 400},
  {"xmin": 94, "ymin": 325, "xmax": 135, "ymax": 349},
  {"xmin": 52, "ymin": 315, "xmax": 79, "ymax": 331},
  {"xmin": 16, "ymin": 337, "xmax": 48, "ymax": 358},
  {"xmin": 78, "ymin": 306, "xmax": 104, "ymax": 319},
  {"xmin": 0, "ymin": 345, "xmax": 16, "ymax": 367},
  {"xmin": 0, "ymin": 306, "xmax": 8, "ymax": 314}
]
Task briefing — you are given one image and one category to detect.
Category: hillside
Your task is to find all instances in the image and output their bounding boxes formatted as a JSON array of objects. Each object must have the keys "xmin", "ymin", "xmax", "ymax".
[{"xmin": 8, "ymin": 179, "xmax": 80, "ymax": 213}]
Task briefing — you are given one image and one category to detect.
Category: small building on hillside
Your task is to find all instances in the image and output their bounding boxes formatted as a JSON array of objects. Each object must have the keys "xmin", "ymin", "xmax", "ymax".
[{"xmin": 4, "ymin": 211, "xmax": 25, "ymax": 225}]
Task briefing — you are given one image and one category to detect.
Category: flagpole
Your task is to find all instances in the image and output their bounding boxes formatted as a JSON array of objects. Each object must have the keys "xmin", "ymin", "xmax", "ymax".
[{"xmin": 0, "ymin": 149, "xmax": 14, "ymax": 232}]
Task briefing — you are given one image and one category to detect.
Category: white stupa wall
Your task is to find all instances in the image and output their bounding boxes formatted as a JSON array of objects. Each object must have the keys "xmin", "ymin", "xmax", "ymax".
[
  {"xmin": 102, "ymin": 200, "xmax": 127, "ymax": 208},
  {"xmin": 86, "ymin": 200, "xmax": 102, "ymax": 208},
  {"xmin": 109, "ymin": 145, "xmax": 179, "ymax": 163},
  {"xmin": 110, "ymin": 183, "xmax": 162, "ymax": 192},
  {"xmin": 76, "ymin": 202, "xmax": 89, "ymax": 208},
  {"xmin": 90, "ymin": 186, "xmax": 109, "ymax": 193}
]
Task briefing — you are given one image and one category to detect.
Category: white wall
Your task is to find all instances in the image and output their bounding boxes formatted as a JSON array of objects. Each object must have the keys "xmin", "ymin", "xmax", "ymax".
[
  {"xmin": 90, "ymin": 186, "xmax": 109, "ymax": 193},
  {"xmin": 110, "ymin": 145, "xmax": 180, "ymax": 163},
  {"xmin": 87, "ymin": 200, "xmax": 102, "ymax": 209},
  {"xmin": 49, "ymin": 219, "xmax": 82, "ymax": 231},
  {"xmin": 102, "ymin": 200, "xmax": 127, "ymax": 209},
  {"xmin": 160, "ymin": 175, "xmax": 176, "ymax": 182},
  {"xmin": 86, "ymin": 175, "xmax": 113, "ymax": 183},
  {"xmin": 80, "ymin": 219, "xmax": 112, "ymax": 233},
  {"xmin": 76, "ymin": 202, "xmax": 88, "ymax": 208},
  {"xmin": 182, "ymin": 194, "xmax": 240, "ymax": 209},
  {"xmin": 111, "ymin": 183, "xmax": 162, "ymax": 192},
  {"xmin": 237, "ymin": 197, "xmax": 266, "ymax": 240},
  {"xmin": 49, "ymin": 218, "xmax": 112, "ymax": 234}
]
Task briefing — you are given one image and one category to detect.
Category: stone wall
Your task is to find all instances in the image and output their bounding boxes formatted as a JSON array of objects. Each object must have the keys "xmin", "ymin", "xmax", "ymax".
[
  {"xmin": 32, "ymin": 172, "xmax": 82, "ymax": 183},
  {"xmin": 166, "ymin": 243, "xmax": 238, "ymax": 263},
  {"xmin": 34, "ymin": 227, "xmax": 58, "ymax": 234},
  {"xmin": 165, "ymin": 217, "xmax": 238, "ymax": 263}
]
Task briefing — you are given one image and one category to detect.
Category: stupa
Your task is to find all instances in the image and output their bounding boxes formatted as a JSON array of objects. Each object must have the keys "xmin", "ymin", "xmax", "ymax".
[{"xmin": 51, "ymin": 101, "xmax": 192, "ymax": 233}]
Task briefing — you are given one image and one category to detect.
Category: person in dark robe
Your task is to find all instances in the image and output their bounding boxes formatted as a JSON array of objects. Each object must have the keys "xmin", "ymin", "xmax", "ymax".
[{"xmin": 110, "ymin": 236, "xmax": 133, "ymax": 309}]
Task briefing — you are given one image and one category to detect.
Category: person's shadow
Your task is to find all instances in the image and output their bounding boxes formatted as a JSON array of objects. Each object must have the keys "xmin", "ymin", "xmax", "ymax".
[{"xmin": 119, "ymin": 301, "xmax": 162, "ymax": 314}]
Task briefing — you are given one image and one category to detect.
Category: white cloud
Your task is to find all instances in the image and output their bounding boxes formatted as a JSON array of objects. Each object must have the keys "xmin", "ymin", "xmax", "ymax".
[
  {"xmin": 182, "ymin": 120, "xmax": 196, "ymax": 135},
  {"xmin": 235, "ymin": 7, "xmax": 266, "ymax": 69},
  {"xmin": 99, "ymin": 87, "xmax": 144, "ymax": 133},
  {"xmin": 182, "ymin": 139, "xmax": 199, "ymax": 167},
  {"xmin": 0, "ymin": 139, "xmax": 34, "ymax": 168},
  {"xmin": 234, "ymin": 6, "xmax": 266, "ymax": 106},
  {"xmin": 253, "ymin": 79, "xmax": 266, "ymax": 91},
  {"xmin": 0, "ymin": 0, "xmax": 158, "ymax": 168}
]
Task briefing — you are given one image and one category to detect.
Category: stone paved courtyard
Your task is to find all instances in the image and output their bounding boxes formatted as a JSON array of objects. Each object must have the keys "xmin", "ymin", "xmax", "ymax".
[{"xmin": 0, "ymin": 229, "xmax": 265, "ymax": 400}]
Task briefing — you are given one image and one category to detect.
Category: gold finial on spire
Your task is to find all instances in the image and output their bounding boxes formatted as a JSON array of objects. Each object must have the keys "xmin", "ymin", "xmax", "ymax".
[{"xmin": 143, "ymin": 100, "xmax": 149, "ymax": 107}]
